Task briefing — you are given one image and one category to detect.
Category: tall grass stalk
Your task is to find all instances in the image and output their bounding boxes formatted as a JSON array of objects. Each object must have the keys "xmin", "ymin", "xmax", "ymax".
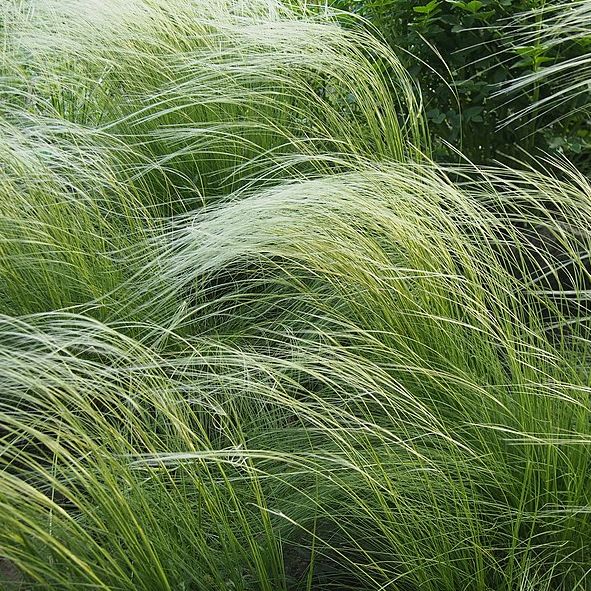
[
  {"xmin": 0, "ymin": 1, "xmax": 590, "ymax": 591},
  {"xmin": 0, "ymin": 0, "xmax": 425, "ymax": 316},
  {"xmin": 498, "ymin": 0, "xmax": 591, "ymax": 126}
]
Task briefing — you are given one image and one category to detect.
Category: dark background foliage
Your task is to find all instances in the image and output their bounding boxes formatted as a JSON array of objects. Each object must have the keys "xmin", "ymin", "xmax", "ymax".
[{"xmin": 330, "ymin": 0, "xmax": 591, "ymax": 168}]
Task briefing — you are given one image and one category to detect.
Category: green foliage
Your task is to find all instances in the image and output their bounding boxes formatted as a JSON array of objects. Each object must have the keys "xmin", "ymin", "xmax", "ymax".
[
  {"xmin": 1, "ymin": 1, "xmax": 591, "ymax": 591},
  {"xmin": 0, "ymin": 0, "xmax": 424, "ymax": 318},
  {"xmin": 498, "ymin": 0, "xmax": 591, "ymax": 164},
  {"xmin": 330, "ymin": 0, "xmax": 591, "ymax": 167}
]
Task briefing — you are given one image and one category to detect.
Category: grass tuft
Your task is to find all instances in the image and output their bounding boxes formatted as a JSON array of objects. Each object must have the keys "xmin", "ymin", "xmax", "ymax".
[{"xmin": 0, "ymin": 1, "xmax": 590, "ymax": 590}]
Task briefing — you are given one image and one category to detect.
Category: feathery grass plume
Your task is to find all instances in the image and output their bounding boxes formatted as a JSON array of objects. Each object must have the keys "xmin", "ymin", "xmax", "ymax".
[
  {"xmin": 119, "ymin": 158, "xmax": 591, "ymax": 589},
  {"xmin": 1, "ymin": 0, "xmax": 591, "ymax": 590},
  {"xmin": 4, "ymin": 0, "xmax": 426, "ymax": 198},
  {"xmin": 0, "ymin": 0, "xmax": 425, "ymax": 318},
  {"xmin": 0, "ymin": 114, "xmax": 160, "ymax": 317},
  {"xmin": 2, "ymin": 157, "xmax": 591, "ymax": 589},
  {"xmin": 497, "ymin": 0, "xmax": 591, "ymax": 127},
  {"xmin": 0, "ymin": 313, "xmax": 291, "ymax": 591}
]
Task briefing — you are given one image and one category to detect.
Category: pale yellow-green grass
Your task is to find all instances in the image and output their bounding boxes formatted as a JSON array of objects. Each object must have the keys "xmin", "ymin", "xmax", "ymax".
[{"xmin": 0, "ymin": 1, "xmax": 590, "ymax": 591}]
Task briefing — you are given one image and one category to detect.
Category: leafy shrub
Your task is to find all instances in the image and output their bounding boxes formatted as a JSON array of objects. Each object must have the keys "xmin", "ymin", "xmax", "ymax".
[{"xmin": 331, "ymin": 0, "xmax": 591, "ymax": 167}]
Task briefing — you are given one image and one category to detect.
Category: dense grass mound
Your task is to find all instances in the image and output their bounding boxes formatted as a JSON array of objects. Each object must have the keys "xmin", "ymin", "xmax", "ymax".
[{"xmin": 0, "ymin": 1, "xmax": 590, "ymax": 590}]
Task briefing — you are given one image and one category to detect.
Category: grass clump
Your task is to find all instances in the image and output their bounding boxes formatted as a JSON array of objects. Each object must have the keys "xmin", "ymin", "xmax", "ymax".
[{"xmin": 0, "ymin": 1, "xmax": 590, "ymax": 591}]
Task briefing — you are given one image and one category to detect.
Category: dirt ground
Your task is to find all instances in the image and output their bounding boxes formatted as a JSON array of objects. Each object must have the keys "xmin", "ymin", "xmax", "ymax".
[{"xmin": 0, "ymin": 558, "xmax": 24, "ymax": 590}]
